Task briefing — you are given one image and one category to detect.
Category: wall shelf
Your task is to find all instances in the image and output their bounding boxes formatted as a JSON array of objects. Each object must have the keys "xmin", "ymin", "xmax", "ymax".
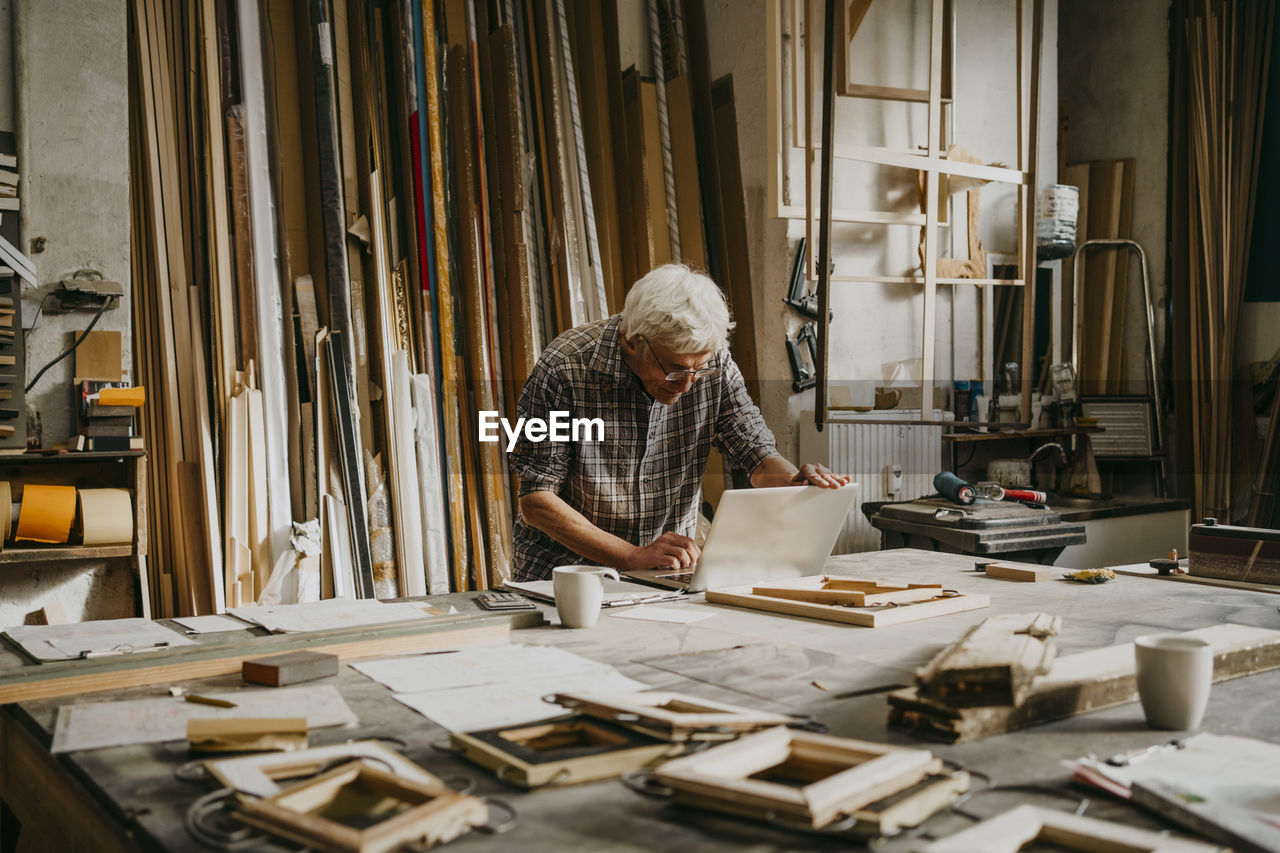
[
  {"xmin": 0, "ymin": 545, "xmax": 133, "ymax": 565},
  {"xmin": 942, "ymin": 428, "xmax": 1103, "ymax": 443}
]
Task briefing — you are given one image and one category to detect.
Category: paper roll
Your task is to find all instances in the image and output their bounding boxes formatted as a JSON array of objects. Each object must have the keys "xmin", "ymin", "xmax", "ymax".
[
  {"xmin": 15, "ymin": 484, "xmax": 78, "ymax": 544},
  {"xmin": 78, "ymin": 488, "xmax": 134, "ymax": 546}
]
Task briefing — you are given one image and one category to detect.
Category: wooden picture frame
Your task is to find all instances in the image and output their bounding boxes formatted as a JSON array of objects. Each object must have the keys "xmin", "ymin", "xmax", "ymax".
[
  {"xmin": 917, "ymin": 804, "xmax": 1223, "ymax": 853},
  {"xmin": 451, "ymin": 714, "xmax": 680, "ymax": 789},
  {"xmin": 552, "ymin": 691, "xmax": 799, "ymax": 741},
  {"xmin": 205, "ymin": 741, "xmax": 442, "ymax": 799},
  {"xmin": 705, "ymin": 575, "xmax": 989, "ymax": 627},
  {"xmin": 235, "ymin": 761, "xmax": 488, "ymax": 853},
  {"xmin": 655, "ymin": 727, "xmax": 940, "ymax": 828}
]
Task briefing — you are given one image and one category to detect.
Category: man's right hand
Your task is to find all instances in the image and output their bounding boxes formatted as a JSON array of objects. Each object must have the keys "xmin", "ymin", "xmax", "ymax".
[{"xmin": 625, "ymin": 532, "xmax": 701, "ymax": 571}]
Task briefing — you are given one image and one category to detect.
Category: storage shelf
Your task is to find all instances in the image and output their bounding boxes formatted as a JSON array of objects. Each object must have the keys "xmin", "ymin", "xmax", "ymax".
[
  {"xmin": 0, "ymin": 545, "xmax": 133, "ymax": 565},
  {"xmin": 0, "ymin": 451, "xmax": 145, "ymax": 466},
  {"xmin": 942, "ymin": 428, "xmax": 1103, "ymax": 443}
]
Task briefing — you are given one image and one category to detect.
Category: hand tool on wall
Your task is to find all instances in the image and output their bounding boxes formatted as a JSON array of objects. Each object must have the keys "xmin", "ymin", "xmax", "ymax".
[{"xmin": 786, "ymin": 322, "xmax": 818, "ymax": 392}]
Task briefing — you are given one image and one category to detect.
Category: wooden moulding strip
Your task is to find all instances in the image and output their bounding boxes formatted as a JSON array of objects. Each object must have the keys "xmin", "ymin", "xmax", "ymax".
[
  {"xmin": 888, "ymin": 623, "xmax": 1280, "ymax": 743},
  {"xmin": 236, "ymin": 0, "xmax": 294, "ymax": 573},
  {"xmin": 368, "ymin": 169, "xmax": 427, "ymax": 598},
  {"xmin": 422, "ymin": 0, "xmax": 468, "ymax": 592},
  {"xmin": 0, "ymin": 614, "xmax": 534, "ymax": 705},
  {"xmin": 1018, "ymin": 0, "xmax": 1044, "ymax": 425}
]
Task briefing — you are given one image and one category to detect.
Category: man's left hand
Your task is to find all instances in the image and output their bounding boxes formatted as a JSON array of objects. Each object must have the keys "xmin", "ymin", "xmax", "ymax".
[{"xmin": 790, "ymin": 463, "xmax": 852, "ymax": 489}]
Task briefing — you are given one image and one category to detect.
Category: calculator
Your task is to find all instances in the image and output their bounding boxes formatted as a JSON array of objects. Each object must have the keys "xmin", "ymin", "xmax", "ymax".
[{"xmin": 475, "ymin": 591, "xmax": 538, "ymax": 611}]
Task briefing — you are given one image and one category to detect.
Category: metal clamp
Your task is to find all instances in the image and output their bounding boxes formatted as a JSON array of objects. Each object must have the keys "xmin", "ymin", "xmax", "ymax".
[{"xmin": 620, "ymin": 770, "xmax": 674, "ymax": 799}]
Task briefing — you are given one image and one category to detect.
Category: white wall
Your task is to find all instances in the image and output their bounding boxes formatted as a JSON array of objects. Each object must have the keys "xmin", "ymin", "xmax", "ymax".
[
  {"xmin": 0, "ymin": 0, "xmax": 12, "ymax": 134},
  {"xmin": 14, "ymin": 0, "xmax": 131, "ymax": 447},
  {"xmin": 703, "ymin": 0, "xmax": 1058, "ymax": 460},
  {"xmin": 1059, "ymin": 0, "xmax": 1169, "ymax": 388}
]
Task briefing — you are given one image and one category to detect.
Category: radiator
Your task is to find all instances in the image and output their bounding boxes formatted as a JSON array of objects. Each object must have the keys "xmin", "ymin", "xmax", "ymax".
[{"xmin": 799, "ymin": 411, "xmax": 945, "ymax": 553}]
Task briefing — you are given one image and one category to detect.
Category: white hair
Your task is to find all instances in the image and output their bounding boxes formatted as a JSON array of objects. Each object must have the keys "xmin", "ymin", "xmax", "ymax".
[{"xmin": 619, "ymin": 264, "xmax": 734, "ymax": 353}]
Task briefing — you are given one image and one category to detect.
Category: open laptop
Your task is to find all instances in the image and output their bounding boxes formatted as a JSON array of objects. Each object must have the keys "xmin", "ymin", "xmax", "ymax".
[{"xmin": 622, "ymin": 484, "xmax": 858, "ymax": 592}]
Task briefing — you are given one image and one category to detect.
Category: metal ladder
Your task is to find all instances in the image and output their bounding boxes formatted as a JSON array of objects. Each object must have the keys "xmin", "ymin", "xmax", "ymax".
[{"xmin": 1071, "ymin": 238, "xmax": 1167, "ymax": 496}]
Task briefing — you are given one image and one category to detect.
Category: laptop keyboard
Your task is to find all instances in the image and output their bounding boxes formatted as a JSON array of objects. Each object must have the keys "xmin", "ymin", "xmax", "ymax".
[{"xmin": 654, "ymin": 570, "xmax": 695, "ymax": 583}]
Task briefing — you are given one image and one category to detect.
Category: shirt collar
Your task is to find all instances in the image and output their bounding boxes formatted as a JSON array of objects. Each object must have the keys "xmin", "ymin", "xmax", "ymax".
[{"xmin": 591, "ymin": 314, "xmax": 638, "ymax": 388}]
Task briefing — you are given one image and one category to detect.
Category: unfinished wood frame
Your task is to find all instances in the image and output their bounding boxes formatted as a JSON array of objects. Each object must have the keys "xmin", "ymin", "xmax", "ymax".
[
  {"xmin": 654, "ymin": 727, "xmax": 940, "ymax": 828},
  {"xmin": 451, "ymin": 714, "xmax": 678, "ymax": 788},
  {"xmin": 919, "ymin": 804, "xmax": 1221, "ymax": 853},
  {"xmin": 705, "ymin": 576, "xmax": 989, "ymax": 627},
  {"xmin": 235, "ymin": 761, "xmax": 488, "ymax": 852},
  {"xmin": 552, "ymin": 692, "xmax": 798, "ymax": 741},
  {"xmin": 205, "ymin": 740, "xmax": 442, "ymax": 798}
]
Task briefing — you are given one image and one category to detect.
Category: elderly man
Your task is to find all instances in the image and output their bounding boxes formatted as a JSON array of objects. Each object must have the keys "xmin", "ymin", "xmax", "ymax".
[{"xmin": 509, "ymin": 264, "xmax": 849, "ymax": 582}]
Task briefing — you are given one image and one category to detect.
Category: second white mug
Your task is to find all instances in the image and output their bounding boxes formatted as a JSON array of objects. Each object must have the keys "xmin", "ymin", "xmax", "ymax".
[
  {"xmin": 552, "ymin": 565, "xmax": 620, "ymax": 628},
  {"xmin": 1134, "ymin": 634, "xmax": 1213, "ymax": 730}
]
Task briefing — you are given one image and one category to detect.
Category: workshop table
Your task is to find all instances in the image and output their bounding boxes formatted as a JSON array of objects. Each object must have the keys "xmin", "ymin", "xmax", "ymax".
[{"xmin": 2, "ymin": 548, "xmax": 1279, "ymax": 851}]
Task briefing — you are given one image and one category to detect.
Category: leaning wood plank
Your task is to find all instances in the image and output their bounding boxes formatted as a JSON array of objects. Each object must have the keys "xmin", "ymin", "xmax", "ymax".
[
  {"xmin": 0, "ymin": 613, "xmax": 536, "ymax": 704},
  {"xmin": 889, "ymin": 623, "xmax": 1280, "ymax": 743},
  {"xmin": 706, "ymin": 581, "xmax": 989, "ymax": 627}
]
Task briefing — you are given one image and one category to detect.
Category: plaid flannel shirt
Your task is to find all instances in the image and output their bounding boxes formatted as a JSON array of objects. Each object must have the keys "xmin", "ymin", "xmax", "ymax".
[{"xmin": 509, "ymin": 315, "xmax": 777, "ymax": 581}]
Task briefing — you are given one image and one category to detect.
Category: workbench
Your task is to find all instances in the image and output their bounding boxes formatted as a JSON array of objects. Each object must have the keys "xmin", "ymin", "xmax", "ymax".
[{"xmin": 2, "ymin": 548, "xmax": 1279, "ymax": 851}]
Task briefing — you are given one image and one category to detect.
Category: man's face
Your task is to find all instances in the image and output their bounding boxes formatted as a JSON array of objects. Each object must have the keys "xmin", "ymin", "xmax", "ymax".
[{"xmin": 622, "ymin": 334, "xmax": 715, "ymax": 405}]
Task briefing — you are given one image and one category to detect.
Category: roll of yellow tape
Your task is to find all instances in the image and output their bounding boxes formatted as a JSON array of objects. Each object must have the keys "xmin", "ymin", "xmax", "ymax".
[
  {"xmin": 15, "ymin": 484, "xmax": 78, "ymax": 544},
  {"xmin": 78, "ymin": 488, "xmax": 134, "ymax": 546},
  {"xmin": 98, "ymin": 387, "xmax": 146, "ymax": 407}
]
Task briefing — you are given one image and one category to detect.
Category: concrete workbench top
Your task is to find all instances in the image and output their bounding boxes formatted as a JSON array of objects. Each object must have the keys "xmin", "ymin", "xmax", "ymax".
[{"xmin": 5, "ymin": 548, "xmax": 1279, "ymax": 851}]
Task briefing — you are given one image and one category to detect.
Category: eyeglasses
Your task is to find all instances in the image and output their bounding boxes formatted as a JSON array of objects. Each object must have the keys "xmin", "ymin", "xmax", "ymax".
[{"xmin": 638, "ymin": 337, "xmax": 718, "ymax": 383}]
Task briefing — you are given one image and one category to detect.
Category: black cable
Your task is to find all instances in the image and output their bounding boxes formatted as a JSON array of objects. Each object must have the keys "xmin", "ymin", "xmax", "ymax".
[{"xmin": 24, "ymin": 298, "xmax": 109, "ymax": 394}]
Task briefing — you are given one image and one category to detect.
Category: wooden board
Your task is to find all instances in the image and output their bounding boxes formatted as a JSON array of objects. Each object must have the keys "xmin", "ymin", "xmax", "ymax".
[
  {"xmin": 0, "ymin": 612, "xmax": 539, "ymax": 705},
  {"xmin": 706, "ymin": 576, "xmax": 989, "ymax": 627},
  {"xmin": 914, "ymin": 613, "xmax": 1060, "ymax": 707},
  {"xmin": 889, "ymin": 623, "xmax": 1280, "ymax": 742},
  {"xmin": 983, "ymin": 563, "xmax": 1051, "ymax": 582},
  {"xmin": 242, "ymin": 650, "xmax": 339, "ymax": 687}
]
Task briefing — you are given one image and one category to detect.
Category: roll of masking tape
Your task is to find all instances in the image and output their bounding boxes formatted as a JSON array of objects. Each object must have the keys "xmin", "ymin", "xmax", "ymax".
[
  {"xmin": 15, "ymin": 484, "xmax": 78, "ymax": 544},
  {"xmin": 78, "ymin": 488, "xmax": 134, "ymax": 546}
]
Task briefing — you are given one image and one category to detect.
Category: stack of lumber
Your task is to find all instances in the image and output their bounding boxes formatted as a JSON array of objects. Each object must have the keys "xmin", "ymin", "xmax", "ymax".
[
  {"xmin": 1060, "ymin": 158, "xmax": 1135, "ymax": 395},
  {"xmin": 125, "ymin": 0, "xmax": 760, "ymax": 614},
  {"xmin": 890, "ymin": 620, "xmax": 1280, "ymax": 743},
  {"xmin": 1177, "ymin": 0, "xmax": 1275, "ymax": 523}
]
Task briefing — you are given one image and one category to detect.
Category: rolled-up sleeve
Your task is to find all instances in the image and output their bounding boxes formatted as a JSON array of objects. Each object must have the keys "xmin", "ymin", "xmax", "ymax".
[
  {"xmin": 509, "ymin": 358, "xmax": 573, "ymax": 496},
  {"xmin": 713, "ymin": 356, "xmax": 778, "ymax": 475}
]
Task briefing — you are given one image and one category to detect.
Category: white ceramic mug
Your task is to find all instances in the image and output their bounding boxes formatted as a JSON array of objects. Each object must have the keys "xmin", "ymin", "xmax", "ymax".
[
  {"xmin": 552, "ymin": 565, "xmax": 620, "ymax": 628},
  {"xmin": 1134, "ymin": 634, "xmax": 1213, "ymax": 730}
]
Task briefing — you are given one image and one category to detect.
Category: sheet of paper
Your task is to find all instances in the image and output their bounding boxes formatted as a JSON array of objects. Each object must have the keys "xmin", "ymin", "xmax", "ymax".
[
  {"xmin": 5, "ymin": 618, "xmax": 196, "ymax": 662},
  {"xmin": 502, "ymin": 578, "xmax": 684, "ymax": 606},
  {"xmin": 228, "ymin": 599, "xmax": 436, "ymax": 633},
  {"xmin": 51, "ymin": 685, "xmax": 358, "ymax": 753},
  {"xmin": 353, "ymin": 644, "xmax": 622, "ymax": 694},
  {"xmin": 1076, "ymin": 733, "xmax": 1280, "ymax": 822},
  {"xmin": 609, "ymin": 605, "xmax": 716, "ymax": 625},
  {"xmin": 393, "ymin": 670, "xmax": 650, "ymax": 732},
  {"xmin": 172, "ymin": 615, "xmax": 253, "ymax": 634}
]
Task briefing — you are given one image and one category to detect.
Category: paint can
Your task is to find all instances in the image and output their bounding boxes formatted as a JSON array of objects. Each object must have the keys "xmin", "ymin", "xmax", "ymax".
[{"xmin": 1036, "ymin": 184, "xmax": 1079, "ymax": 260}]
